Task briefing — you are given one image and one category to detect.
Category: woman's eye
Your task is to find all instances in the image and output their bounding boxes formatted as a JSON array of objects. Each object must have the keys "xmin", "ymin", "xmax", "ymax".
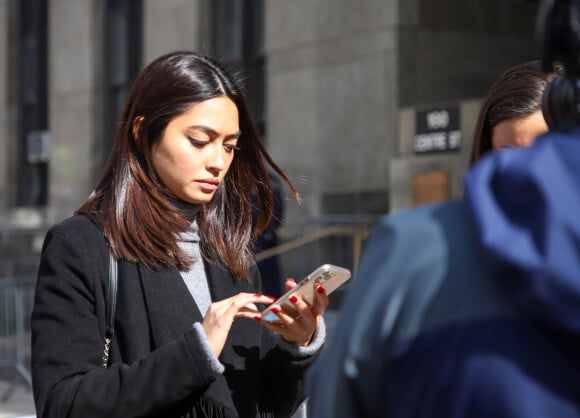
[
  {"xmin": 189, "ymin": 138, "xmax": 208, "ymax": 148},
  {"xmin": 225, "ymin": 144, "xmax": 241, "ymax": 153}
]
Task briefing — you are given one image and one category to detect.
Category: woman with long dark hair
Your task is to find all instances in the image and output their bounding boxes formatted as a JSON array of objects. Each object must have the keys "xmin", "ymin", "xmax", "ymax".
[
  {"xmin": 469, "ymin": 60, "xmax": 563, "ymax": 165},
  {"xmin": 31, "ymin": 51, "xmax": 328, "ymax": 418}
]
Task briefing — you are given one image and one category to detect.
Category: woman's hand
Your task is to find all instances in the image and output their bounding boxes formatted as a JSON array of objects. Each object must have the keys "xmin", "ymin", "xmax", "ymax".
[
  {"xmin": 259, "ymin": 278, "xmax": 329, "ymax": 346},
  {"xmin": 202, "ymin": 293, "xmax": 276, "ymax": 357}
]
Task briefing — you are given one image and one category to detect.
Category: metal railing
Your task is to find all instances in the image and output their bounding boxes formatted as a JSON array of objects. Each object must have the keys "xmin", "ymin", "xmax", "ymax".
[
  {"xmin": 0, "ymin": 227, "xmax": 43, "ymax": 402},
  {"xmin": 256, "ymin": 214, "xmax": 377, "ymax": 309},
  {"xmin": 0, "ymin": 227, "xmax": 45, "ymax": 278},
  {"xmin": 0, "ymin": 276, "xmax": 35, "ymax": 402},
  {"xmin": 256, "ymin": 224, "xmax": 369, "ymax": 275}
]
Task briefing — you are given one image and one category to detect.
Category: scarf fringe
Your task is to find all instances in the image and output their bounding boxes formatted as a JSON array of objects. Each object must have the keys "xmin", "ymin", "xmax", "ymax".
[{"xmin": 184, "ymin": 396, "xmax": 237, "ymax": 418}]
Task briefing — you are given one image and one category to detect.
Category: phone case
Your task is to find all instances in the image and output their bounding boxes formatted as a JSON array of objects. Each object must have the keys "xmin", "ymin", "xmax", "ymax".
[{"xmin": 261, "ymin": 264, "xmax": 351, "ymax": 322}]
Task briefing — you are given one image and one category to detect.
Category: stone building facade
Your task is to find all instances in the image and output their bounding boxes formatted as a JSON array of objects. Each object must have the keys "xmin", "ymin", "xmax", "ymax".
[{"xmin": 0, "ymin": 0, "xmax": 540, "ymax": 235}]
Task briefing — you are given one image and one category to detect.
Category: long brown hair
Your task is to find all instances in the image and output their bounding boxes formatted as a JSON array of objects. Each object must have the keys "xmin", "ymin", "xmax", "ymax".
[
  {"xmin": 77, "ymin": 51, "xmax": 298, "ymax": 279},
  {"xmin": 469, "ymin": 61, "xmax": 563, "ymax": 165}
]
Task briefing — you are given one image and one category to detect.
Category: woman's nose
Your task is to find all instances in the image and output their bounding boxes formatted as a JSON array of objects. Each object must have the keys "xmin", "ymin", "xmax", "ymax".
[{"xmin": 206, "ymin": 144, "xmax": 226, "ymax": 172}]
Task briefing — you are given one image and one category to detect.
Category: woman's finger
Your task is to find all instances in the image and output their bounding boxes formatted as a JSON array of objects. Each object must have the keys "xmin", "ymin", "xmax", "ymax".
[
  {"xmin": 284, "ymin": 277, "xmax": 297, "ymax": 292},
  {"xmin": 310, "ymin": 283, "xmax": 329, "ymax": 316}
]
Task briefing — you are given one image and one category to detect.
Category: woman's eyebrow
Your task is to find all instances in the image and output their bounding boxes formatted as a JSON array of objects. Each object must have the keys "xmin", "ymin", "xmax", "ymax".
[{"xmin": 187, "ymin": 125, "xmax": 242, "ymax": 139}]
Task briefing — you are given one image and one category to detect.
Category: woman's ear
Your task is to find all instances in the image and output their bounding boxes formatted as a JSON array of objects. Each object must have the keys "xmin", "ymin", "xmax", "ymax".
[{"xmin": 132, "ymin": 116, "xmax": 145, "ymax": 143}]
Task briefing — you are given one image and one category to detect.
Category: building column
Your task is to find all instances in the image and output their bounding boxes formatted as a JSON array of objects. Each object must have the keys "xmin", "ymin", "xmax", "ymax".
[
  {"xmin": 0, "ymin": 0, "xmax": 16, "ymax": 223},
  {"xmin": 0, "ymin": 0, "xmax": 9, "ymax": 217},
  {"xmin": 142, "ymin": 0, "xmax": 209, "ymax": 64},
  {"xmin": 48, "ymin": 0, "xmax": 103, "ymax": 223}
]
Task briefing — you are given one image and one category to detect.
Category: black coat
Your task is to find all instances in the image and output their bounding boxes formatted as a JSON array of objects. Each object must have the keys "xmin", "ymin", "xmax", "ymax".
[{"xmin": 31, "ymin": 215, "xmax": 318, "ymax": 418}]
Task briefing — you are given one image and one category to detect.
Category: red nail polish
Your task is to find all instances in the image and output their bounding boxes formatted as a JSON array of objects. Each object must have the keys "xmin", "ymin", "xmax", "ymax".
[
  {"xmin": 266, "ymin": 296, "xmax": 276, "ymax": 302},
  {"xmin": 254, "ymin": 293, "xmax": 263, "ymax": 297},
  {"xmin": 287, "ymin": 278, "xmax": 296, "ymax": 283},
  {"xmin": 289, "ymin": 295, "xmax": 298, "ymax": 303},
  {"xmin": 316, "ymin": 285, "xmax": 324, "ymax": 294},
  {"xmin": 254, "ymin": 315, "xmax": 262, "ymax": 321},
  {"xmin": 272, "ymin": 306, "xmax": 281, "ymax": 313}
]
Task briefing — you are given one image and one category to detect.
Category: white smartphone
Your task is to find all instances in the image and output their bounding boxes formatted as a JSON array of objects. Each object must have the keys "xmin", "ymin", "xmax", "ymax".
[{"xmin": 261, "ymin": 264, "xmax": 352, "ymax": 322}]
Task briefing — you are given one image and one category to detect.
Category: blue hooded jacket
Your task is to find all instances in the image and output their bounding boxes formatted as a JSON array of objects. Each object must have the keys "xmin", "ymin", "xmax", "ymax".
[
  {"xmin": 307, "ymin": 131, "xmax": 580, "ymax": 417},
  {"xmin": 466, "ymin": 131, "xmax": 580, "ymax": 334}
]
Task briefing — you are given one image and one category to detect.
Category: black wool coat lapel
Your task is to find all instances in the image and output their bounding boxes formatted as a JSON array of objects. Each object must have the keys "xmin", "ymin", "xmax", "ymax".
[
  {"xmin": 138, "ymin": 263, "xmax": 203, "ymax": 347},
  {"xmin": 137, "ymin": 259, "xmax": 256, "ymax": 416},
  {"xmin": 137, "ymin": 260, "xmax": 257, "ymax": 348}
]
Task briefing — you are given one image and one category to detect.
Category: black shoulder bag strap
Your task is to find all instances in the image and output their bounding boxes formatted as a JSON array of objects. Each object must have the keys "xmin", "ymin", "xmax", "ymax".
[{"xmin": 103, "ymin": 252, "xmax": 118, "ymax": 368}]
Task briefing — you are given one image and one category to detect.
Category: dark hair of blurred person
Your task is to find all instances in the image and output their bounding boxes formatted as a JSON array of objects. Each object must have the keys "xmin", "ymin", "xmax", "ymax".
[{"xmin": 469, "ymin": 60, "xmax": 563, "ymax": 165}]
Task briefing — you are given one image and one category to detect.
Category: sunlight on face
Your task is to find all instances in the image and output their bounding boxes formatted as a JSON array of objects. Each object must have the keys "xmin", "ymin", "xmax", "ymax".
[
  {"xmin": 491, "ymin": 110, "xmax": 549, "ymax": 151},
  {"xmin": 152, "ymin": 96, "xmax": 241, "ymax": 204}
]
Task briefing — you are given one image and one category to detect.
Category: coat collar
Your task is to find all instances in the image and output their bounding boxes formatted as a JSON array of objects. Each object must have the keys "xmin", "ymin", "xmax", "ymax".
[
  {"xmin": 138, "ymin": 262, "xmax": 201, "ymax": 347},
  {"xmin": 137, "ymin": 259, "xmax": 242, "ymax": 347},
  {"xmin": 137, "ymin": 260, "xmax": 245, "ymax": 416}
]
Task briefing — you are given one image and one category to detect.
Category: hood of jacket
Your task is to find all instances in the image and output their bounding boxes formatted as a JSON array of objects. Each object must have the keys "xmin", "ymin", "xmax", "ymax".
[{"xmin": 464, "ymin": 130, "xmax": 580, "ymax": 332}]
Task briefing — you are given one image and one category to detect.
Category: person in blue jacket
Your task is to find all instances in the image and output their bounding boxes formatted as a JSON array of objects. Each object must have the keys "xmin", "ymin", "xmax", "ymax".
[
  {"xmin": 307, "ymin": 128, "xmax": 580, "ymax": 417},
  {"xmin": 307, "ymin": 3, "xmax": 580, "ymax": 413}
]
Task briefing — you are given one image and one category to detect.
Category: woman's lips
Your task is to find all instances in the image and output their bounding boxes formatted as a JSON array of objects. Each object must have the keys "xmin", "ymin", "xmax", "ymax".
[{"xmin": 196, "ymin": 179, "xmax": 219, "ymax": 191}]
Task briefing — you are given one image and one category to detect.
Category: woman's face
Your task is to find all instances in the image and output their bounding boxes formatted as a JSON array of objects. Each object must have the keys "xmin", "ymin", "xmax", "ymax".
[
  {"xmin": 152, "ymin": 96, "xmax": 241, "ymax": 204},
  {"xmin": 491, "ymin": 110, "xmax": 549, "ymax": 151}
]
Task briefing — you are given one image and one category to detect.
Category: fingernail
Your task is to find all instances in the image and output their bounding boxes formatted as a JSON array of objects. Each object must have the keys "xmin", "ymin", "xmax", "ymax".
[
  {"xmin": 287, "ymin": 278, "xmax": 296, "ymax": 283},
  {"xmin": 267, "ymin": 296, "xmax": 276, "ymax": 302},
  {"xmin": 316, "ymin": 285, "xmax": 324, "ymax": 294},
  {"xmin": 289, "ymin": 295, "xmax": 298, "ymax": 303},
  {"xmin": 272, "ymin": 306, "xmax": 282, "ymax": 313},
  {"xmin": 254, "ymin": 315, "xmax": 262, "ymax": 321}
]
